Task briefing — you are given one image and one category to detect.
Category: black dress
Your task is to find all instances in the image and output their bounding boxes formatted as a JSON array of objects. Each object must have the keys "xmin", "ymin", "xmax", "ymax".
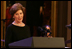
[{"xmin": 5, "ymin": 24, "xmax": 31, "ymax": 48}]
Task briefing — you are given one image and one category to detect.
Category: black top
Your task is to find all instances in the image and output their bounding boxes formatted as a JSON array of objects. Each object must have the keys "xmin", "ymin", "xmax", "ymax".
[{"xmin": 5, "ymin": 24, "xmax": 31, "ymax": 48}]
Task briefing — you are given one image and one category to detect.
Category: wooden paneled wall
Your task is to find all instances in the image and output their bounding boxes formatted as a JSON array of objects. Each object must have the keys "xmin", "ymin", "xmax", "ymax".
[
  {"xmin": 1, "ymin": 1, "xmax": 6, "ymax": 48},
  {"xmin": 67, "ymin": 1, "xmax": 71, "ymax": 47}
]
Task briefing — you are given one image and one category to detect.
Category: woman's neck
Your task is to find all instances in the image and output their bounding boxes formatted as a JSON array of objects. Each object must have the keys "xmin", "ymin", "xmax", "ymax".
[
  {"xmin": 14, "ymin": 21, "xmax": 22, "ymax": 24},
  {"xmin": 12, "ymin": 21, "xmax": 25, "ymax": 27}
]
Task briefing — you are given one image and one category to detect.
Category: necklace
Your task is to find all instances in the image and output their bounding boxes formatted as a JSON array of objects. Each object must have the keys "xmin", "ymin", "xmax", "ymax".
[{"xmin": 13, "ymin": 21, "xmax": 24, "ymax": 26}]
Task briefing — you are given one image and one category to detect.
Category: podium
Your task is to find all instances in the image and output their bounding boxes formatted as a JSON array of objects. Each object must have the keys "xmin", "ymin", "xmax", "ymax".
[{"xmin": 9, "ymin": 37, "xmax": 65, "ymax": 48}]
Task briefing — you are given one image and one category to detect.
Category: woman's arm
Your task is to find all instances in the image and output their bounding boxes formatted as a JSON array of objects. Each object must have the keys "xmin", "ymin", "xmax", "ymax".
[
  {"xmin": 5, "ymin": 26, "xmax": 13, "ymax": 48},
  {"xmin": 26, "ymin": 26, "xmax": 31, "ymax": 37}
]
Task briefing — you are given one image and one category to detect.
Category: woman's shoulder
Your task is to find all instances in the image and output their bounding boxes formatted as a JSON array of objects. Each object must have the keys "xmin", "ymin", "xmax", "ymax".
[
  {"xmin": 7, "ymin": 24, "xmax": 14, "ymax": 29},
  {"xmin": 7, "ymin": 24, "xmax": 29, "ymax": 29},
  {"xmin": 25, "ymin": 25, "xmax": 28, "ymax": 27},
  {"xmin": 25, "ymin": 25, "xmax": 30, "ymax": 28}
]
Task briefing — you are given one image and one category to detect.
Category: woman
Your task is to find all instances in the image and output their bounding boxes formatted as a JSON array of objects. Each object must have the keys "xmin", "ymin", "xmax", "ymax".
[{"xmin": 5, "ymin": 3, "xmax": 31, "ymax": 48}]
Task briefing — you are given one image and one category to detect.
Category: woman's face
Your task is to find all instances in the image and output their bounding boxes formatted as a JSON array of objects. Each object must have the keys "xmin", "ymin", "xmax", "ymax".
[{"xmin": 13, "ymin": 10, "xmax": 24, "ymax": 23}]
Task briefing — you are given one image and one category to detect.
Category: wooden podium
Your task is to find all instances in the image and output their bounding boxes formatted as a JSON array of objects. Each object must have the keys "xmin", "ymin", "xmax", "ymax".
[{"xmin": 9, "ymin": 37, "xmax": 65, "ymax": 48}]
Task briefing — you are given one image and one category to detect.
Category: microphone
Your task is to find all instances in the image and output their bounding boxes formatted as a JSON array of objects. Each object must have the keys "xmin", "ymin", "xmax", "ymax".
[
  {"xmin": 66, "ymin": 24, "xmax": 71, "ymax": 29},
  {"xmin": 1, "ymin": 19, "xmax": 11, "ymax": 22}
]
